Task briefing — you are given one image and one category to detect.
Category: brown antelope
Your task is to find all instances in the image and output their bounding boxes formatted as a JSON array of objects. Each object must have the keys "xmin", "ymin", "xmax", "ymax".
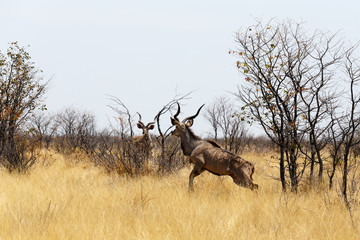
[
  {"xmin": 170, "ymin": 103, "xmax": 258, "ymax": 191},
  {"xmin": 131, "ymin": 113, "xmax": 155, "ymax": 156}
]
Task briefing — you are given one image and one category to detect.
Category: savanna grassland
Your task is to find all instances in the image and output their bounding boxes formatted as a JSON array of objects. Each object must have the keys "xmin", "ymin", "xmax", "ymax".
[{"xmin": 0, "ymin": 151, "xmax": 359, "ymax": 240}]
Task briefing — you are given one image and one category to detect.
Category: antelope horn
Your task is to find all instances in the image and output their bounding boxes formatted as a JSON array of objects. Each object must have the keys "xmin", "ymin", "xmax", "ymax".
[
  {"xmin": 173, "ymin": 102, "xmax": 181, "ymax": 121},
  {"xmin": 137, "ymin": 112, "xmax": 145, "ymax": 127},
  {"xmin": 182, "ymin": 104, "xmax": 205, "ymax": 123},
  {"xmin": 146, "ymin": 122, "xmax": 155, "ymax": 128}
]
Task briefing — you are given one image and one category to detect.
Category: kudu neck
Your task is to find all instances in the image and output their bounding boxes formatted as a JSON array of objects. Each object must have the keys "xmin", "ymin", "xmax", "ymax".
[
  {"xmin": 143, "ymin": 132, "xmax": 152, "ymax": 142},
  {"xmin": 179, "ymin": 128, "xmax": 202, "ymax": 156}
]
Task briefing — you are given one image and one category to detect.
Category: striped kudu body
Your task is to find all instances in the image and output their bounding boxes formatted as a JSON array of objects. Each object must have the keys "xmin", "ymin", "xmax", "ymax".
[{"xmin": 171, "ymin": 103, "xmax": 258, "ymax": 191}]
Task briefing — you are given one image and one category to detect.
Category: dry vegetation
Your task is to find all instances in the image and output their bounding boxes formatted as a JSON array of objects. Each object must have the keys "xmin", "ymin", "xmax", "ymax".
[
  {"xmin": 1, "ymin": 22, "xmax": 359, "ymax": 240},
  {"xmin": 1, "ymin": 150, "xmax": 359, "ymax": 240}
]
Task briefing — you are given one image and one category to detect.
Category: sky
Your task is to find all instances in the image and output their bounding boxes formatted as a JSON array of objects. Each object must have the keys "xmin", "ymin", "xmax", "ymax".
[{"xmin": 1, "ymin": 0, "xmax": 360, "ymax": 137}]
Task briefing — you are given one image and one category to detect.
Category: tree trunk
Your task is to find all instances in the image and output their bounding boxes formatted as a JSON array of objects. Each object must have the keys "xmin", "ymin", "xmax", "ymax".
[
  {"xmin": 329, "ymin": 156, "xmax": 337, "ymax": 190},
  {"xmin": 316, "ymin": 148, "xmax": 323, "ymax": 181},
  {"xmin": 309, "ymin": 151, "xmax": 315, "ymax": 184},
  {"xmin": 280, "ymin": 147, "xmax": 286, "ymax": 192},
  {"xmin": 342, "ymin": 150, "xmax": 349, "ymax": 202},
  {"xmin": 289, "ymin": 148, "xmax": 298, "ymax": 192}
]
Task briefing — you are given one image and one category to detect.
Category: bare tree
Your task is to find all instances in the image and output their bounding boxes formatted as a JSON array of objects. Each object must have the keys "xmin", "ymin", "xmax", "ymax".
[
  {"xmin": 153, "ymin": 92, "xmax": 192, "ymax": 173},
  {"xmin": 101, "ymin": 97, "xmax": 140, "ymax": 174},
  {"xmin": 76, "ymin": 110, "xmax": 97, "ymax": 153},
  {"xmin": 324, "ymin": 45, "xmax": 360, "ymax": 222},
  {"xmin": 327, "ymin": 102, "xmax": 346, "ymax": 190},
  {"xmin": 90, "ymin": 93, "xmax": 191, "ymax": 175},
  {"xmin": 204, "ymin": 96, "xmax": 248, "ymax": 154},
  {"xmin": 204, "ymin": 103, "xmax": 220, "ymax": 141},
  {"xmin": 27, "ymin": 111, "xmax": 57, "ymax": 149},
  {"xmin": 54, "ymin": 107, "xmax": 96, "ymax": 153},
  {"xmin": 107, "ymin": 96, "xmax": 134, "ymax": 137},
  {"xmin": 341, "ymin": 45, "xmax": 360, "ymax": 209},
  {"xmin": 228, "ymin": 113, "xmax": 248, "ymax": 154},
  {"xmin": 232, "ymin": 19, "xmax": 345, "ymax": 192},
  {"xmin": 296, "ymin": 36, "xmax": 343, "ymax": 182},
  {"xmin": 55, "ymin": 108, "xmax": 79, "ymax": 147}
]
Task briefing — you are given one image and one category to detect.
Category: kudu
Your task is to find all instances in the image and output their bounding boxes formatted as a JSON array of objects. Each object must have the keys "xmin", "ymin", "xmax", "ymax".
[
  {"xmin": 171, "ymin": 103, "xmax": 258, "ymax": 191},
  {"xmin": 131, "ymin": 113, "xmax": 155, "ymax": 156}
]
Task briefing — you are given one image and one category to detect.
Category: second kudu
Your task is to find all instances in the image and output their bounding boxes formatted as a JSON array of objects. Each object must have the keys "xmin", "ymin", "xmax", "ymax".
[
  {"xmin": 131, "ymin": 113, "xmax": 155, "ymax": 157},
  {"xmin": 171, "ymin": 103, "xmax": 258, "ymax": 191}
]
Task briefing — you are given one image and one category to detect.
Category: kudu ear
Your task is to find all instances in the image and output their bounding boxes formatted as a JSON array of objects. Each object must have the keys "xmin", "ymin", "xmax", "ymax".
[
  {"xmin": 148, "ymin": 124, "xmax": 155, "ymax": 130},
  {"xmin": 185, "ymin": 119, "xmax": 194, "ymax": 127},
  {"xmin": 182, "ymin": 104, "xmax": 205, "ymax": 127},
  {"xmin": 137, "ymin": 123, "xmax": 143, "ymax": 129}
]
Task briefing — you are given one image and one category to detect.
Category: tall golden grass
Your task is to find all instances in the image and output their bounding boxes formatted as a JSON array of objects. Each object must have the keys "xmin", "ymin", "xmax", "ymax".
[{"xmin": 0, "ymin": 151, "xmax": 359, "ymax": 239}]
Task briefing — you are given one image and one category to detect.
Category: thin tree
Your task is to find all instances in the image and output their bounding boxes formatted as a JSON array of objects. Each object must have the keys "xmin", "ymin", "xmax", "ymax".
[
  {"xmin": 153, "ymin": 92, "xmax": 192, "ymax": 173},
  {"xmin": 233, "ymin": 19, "xmax": 344, "ymax": 191},
  {"xmin": 27, "ymin": 111, "xmax": 57, "ymax": 149},
  {"xmin": 204, "ymin": 96, "xmax": 248, "ymax": 154},
  {"xmin": 341, "ymin": 45, "xmax": 360, "ymax": 209}
]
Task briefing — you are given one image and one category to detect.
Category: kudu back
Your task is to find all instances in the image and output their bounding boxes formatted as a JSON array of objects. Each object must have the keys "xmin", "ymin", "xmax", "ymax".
[{"xmin": 170, "ymin": 103, "xmax": 258, "ymax": 191}]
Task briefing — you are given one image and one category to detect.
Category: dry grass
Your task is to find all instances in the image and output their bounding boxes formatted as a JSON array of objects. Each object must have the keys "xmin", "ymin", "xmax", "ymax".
[{"xmin": 0, "ymin": 151, "xmax": 359, "ymax": 240}]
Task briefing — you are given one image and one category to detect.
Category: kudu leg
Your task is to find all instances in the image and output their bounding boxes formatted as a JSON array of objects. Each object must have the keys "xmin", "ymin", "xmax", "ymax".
[{"xmin": 189, "ymin": 161, "xmax": 205, "ymax": 191}]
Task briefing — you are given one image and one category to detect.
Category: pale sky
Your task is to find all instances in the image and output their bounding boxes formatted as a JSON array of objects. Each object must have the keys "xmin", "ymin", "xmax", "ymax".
[{"xmin": 1, "ymin": 0, "xmax": 359, "ymax": 136}]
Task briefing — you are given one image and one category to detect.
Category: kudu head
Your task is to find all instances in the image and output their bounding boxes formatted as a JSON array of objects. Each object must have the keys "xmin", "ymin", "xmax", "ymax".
[
  {"xmin": 136, "ymin": 112, "xmax": 155, "ymax": 136},
  {"xmin": 170, "ymin": 103, "xmax": 205, "ymax": 137}
]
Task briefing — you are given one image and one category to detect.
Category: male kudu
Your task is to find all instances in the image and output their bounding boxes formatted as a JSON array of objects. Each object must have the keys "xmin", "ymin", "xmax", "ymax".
[{"xmin": 170, "ymin": 103, "xmax": 258, "ymax": 191}]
